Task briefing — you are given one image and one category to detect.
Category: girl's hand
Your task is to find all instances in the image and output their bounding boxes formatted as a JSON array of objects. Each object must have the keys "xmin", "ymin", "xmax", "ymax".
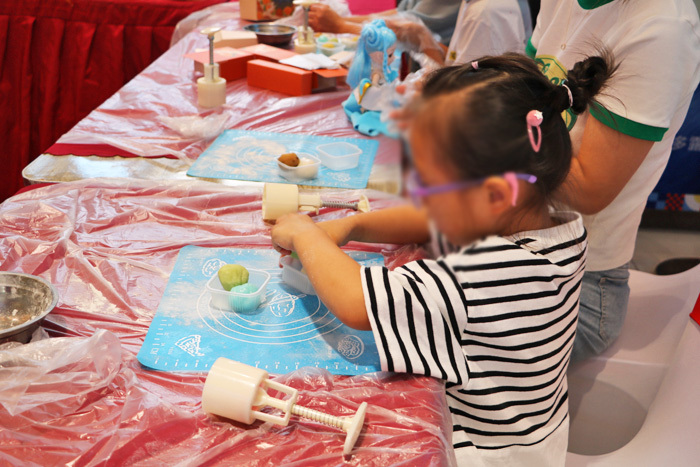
[
  {"xmin": 270, "ymin": 213, "xmax": 370, "ymax": 330},
  {"xmin": 270, "ymin": 213, "xmax": 322, "ymax": 253}
]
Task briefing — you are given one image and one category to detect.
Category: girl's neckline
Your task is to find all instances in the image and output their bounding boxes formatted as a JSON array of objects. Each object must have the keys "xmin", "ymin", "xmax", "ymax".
[
  {"xmin": 502, "ymin": 211, "xmax": 582, "ymax": 243},
  {"xmin": 577, "ymin": 0, "xmax": 616, "ymax": 10}
]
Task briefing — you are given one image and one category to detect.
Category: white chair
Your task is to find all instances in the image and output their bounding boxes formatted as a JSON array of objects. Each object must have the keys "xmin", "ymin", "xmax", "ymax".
[{"xmin": 566, "ymin": 264, "xmax": 700, "ymax": 466}]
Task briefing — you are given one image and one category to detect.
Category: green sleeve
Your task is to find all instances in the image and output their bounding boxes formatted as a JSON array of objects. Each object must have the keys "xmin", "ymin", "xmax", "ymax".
[
  {"xmin": 525, "ymin": 38, "xmax": 537, "ymax": 59},
  {"xmin": 590, "ymin": 103, "xmax": 668, "ymax": 142}
]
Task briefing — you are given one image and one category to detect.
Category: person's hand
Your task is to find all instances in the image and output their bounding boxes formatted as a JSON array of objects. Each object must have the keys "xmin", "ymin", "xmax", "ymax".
[
  {"xmin": 384, "ymin": 18, "xmax": 445, "ymax": 66},
  {"xmin": 308, "ymin": 4, "xmax": 345, "ymax": 33},
  {"xmin": 270, "ymin": 213, "xmax": 323, "ymax": 254}
]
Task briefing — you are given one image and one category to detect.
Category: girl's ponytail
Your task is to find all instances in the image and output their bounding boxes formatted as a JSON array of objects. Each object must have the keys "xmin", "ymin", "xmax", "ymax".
[{"xmin": 565, "ymin": 51, "xmax": 617, "ymax": 114}]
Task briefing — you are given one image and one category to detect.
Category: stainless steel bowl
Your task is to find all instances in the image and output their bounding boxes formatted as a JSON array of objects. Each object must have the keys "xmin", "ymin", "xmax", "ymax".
[
  {"xmin": 0, "ymin": 272, "xmax": 58, "ymax": 344},
  {"xmin": 244, "ymin": 23, "xmax": 296, "ymax": 46}
]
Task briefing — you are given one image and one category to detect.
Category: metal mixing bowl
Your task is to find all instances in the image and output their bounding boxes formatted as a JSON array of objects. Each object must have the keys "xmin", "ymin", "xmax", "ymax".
[
  {"xmin": 244, "ymin": 23, "xmax": 296, "ymax": 46},
  {"xmin": 0, "ymin": 272, "xmax": 58, "ymax": 344}
]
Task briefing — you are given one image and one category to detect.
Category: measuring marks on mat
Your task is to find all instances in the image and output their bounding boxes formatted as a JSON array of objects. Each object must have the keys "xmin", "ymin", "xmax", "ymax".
[{"xmin": 137, "ymin": 246, "xmax": 383, "ymax": 375}]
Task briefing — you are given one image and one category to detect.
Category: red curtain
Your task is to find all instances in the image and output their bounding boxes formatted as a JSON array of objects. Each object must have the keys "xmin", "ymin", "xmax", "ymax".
[{"xmin": 0, "ymin": 0, "xmax": 226, "ymax": 202}]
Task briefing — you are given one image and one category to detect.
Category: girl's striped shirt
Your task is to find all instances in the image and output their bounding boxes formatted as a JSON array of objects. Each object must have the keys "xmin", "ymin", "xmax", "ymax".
[{"xmin": 361, "ymin": 212, "xmax": 586, "ymax": 466}]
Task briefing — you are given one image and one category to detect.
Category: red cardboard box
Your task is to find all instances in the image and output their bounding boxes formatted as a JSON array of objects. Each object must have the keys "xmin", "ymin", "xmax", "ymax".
[
  {"xmin": 312, "ymin": 67, "xmax": 348, "ymax": 91},
  {"xmin": 240, "ymin": 0, "xmax": 294, "ymax": 21},
  {"xmin": 185, "ymin": 47, "xmax": 255, "ymax": 81},
  {"xmin": 240, "ymin": 44, "xmax": 297, "ymax": 63},
  {"xmin": 247, "ymin": 59, "xmax": 312, "ymax": 96}
]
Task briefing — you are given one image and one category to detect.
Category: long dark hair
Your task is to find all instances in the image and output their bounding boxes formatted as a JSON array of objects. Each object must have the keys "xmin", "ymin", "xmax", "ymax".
[{"xmin": 417, "ymin": 51, "xmax": 616, "ymax": 204}]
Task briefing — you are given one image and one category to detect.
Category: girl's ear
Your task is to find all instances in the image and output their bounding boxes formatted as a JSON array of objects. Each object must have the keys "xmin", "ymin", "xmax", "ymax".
[{"xmin": 483, "ymin": 176, "xmax": 513, "ymax": 215}]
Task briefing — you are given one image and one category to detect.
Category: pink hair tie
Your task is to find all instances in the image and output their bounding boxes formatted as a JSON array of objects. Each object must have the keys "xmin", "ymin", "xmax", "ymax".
[
  {"xmin": 526, "ymin": 110, "xmax": 543, "ymax": 153},
  {"xmin": 471, "ymin": 61, "xmax": 478, "ymax": 70}
]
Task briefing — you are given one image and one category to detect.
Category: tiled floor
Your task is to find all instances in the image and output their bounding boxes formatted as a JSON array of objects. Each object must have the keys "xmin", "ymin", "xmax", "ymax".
[{"xmin": 631, "ymin": 227, "xmax": 700, "ymax": 274}]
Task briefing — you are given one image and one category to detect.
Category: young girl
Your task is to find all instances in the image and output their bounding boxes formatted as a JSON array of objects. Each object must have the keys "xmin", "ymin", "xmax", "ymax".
[{"xmin": 271, "ymin": 53, "xmax": 614, "ymax": 465}]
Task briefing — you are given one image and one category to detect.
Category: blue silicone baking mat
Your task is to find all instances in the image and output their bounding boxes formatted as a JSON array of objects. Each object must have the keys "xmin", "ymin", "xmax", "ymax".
[
  {"xmin": 186, "ymin": 129, "xmax": 379, "ymax": 189},
  {"xmin": 137, "ymin": 246, "xmax": 383, "ymax": 375}
]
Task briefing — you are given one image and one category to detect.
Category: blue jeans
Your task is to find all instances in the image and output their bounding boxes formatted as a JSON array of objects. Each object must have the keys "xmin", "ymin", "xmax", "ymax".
[{"xmin": 571, "ymin": 264, "xmax": 631, "ymax": 364}]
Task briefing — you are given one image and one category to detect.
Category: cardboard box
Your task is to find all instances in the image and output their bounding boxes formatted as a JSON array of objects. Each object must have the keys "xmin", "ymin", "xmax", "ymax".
[
  {"xmin": 312, "ymin": 67, "xmax": 348, "ymax": 92},
  {"xmin": 214, "ymin": 30, "xmax": 259, "ymax": 49},
  {"xmin": 240, "ymin": 43, "xmax": 297, "ymax": 63},
  {"xmin": 247, "ymin": 59, "xmax": 313, "ymax": 96},
  {"xmin": 239, "ymin": 0, "xmax": 295, "ymax": 21},
  {"xmin": 185, "ymin": 47, "xmax": 255, "ymax": 81}
]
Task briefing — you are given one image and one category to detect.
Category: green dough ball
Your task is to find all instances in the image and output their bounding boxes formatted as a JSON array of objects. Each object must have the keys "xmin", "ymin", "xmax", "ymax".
[{"xmin": 218, "ymin": 264, "xmax": 249, "ymax": 291}]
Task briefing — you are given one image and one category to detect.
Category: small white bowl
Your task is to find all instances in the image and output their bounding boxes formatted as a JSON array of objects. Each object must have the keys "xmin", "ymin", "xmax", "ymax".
[
  {"xmin": 206, "ymin": 269, "xmax": 271, "ymax": 313},
  {"xmin": 316, "ymin": 142, "xmax": 361, "ymax": 171},
  {"xmin": 339, "ymin": 34, "xmax": 359, "ymax": 51},
  {"xmin": 277, "ymin": 153, "xmax": 320, "ymax": 181},
  {"xmin": 317, "ymin": 41, "xmax": 345, "ymax": 57},
  {"xmin": 280, "ymin": 255, "xmax": 316, "ymax": 295}
]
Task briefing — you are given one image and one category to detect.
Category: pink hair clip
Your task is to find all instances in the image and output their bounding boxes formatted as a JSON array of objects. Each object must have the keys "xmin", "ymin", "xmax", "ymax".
[
  {"xmin": 526, "ymin": 110, "xmax": 543, "ymax": 153},
  {"xmin": 471, "ymin": 61, "xmax": 478, "ymax": 70}
]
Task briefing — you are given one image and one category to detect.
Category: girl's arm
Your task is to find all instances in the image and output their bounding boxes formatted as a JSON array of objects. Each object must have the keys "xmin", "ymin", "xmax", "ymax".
[
  {"xmin": 270, "ymin": 214, "xmax": 370, "ymax": 330},
  {"xmin": 560, "ymin": 116, "xmax": 654, "ymax": 215},
  {"xmin": 317, "ymin": 204, "xmax": 431, "ymax": 247}
]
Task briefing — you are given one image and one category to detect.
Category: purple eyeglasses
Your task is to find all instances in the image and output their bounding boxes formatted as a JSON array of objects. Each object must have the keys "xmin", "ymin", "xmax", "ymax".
[{"xmin": 407, "ymin": 170, "xmax": 538, "ymax": 206}]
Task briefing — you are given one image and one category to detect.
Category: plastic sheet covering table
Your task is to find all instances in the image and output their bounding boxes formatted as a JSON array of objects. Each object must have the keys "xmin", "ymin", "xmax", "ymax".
[
  {"xmin": 0, "ymin": 179, "xmax": 455, "ymax": 466},
  {"xmin": 22, "ymin": 2, "xmax": 402, "ymax": 195}
]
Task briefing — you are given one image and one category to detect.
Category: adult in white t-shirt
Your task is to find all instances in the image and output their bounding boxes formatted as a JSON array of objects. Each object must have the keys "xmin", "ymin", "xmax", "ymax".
[
  {"xmin": 445, "ymin": 0, "xmax": 532, "ymax": 65},
  {"xmin": 528, "ymin": 0, "xmax": 700, "ymax": 362}
]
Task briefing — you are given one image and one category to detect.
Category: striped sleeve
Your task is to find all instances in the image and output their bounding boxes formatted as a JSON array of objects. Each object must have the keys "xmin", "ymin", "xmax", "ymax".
[{"xmin": 361, "ymin": 259, "xmax": 471, "ymax": 387}]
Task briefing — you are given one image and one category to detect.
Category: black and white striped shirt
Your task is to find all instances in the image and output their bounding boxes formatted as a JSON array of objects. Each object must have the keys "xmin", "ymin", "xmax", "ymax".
[{"xmin": 361, "ymin": 212, "xmax": 586, "ymax": 466}]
